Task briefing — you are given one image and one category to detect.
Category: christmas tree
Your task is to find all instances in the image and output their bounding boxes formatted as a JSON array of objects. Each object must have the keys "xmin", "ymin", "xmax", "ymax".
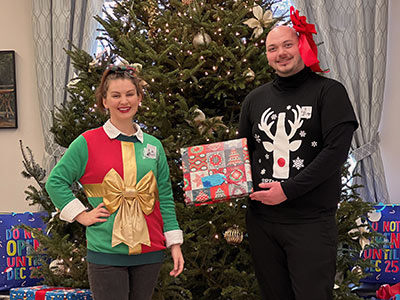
[{"xmin": 20, "ymin": 1, "xmax": 382, "ymax": 299}]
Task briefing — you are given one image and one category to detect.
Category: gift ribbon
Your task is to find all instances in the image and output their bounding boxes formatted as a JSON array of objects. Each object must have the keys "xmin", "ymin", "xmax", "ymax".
[
  {"xmin": 376, "ymin": 282, "xmax": 400, "ymax": 299},
  {"xmin": 289, "ymin": 6, "xmax": 327, "ymax": 73},
  {"xmin": 83, "ymin": 141, "xmax": 158, "ymax": 254},
  {"xmin": 103, "ymin": 168, "xmax": 157, "ymax": 252},
  {"xmin": 35, "ymin": 288, "xmax": 72, "ymax": 300}
]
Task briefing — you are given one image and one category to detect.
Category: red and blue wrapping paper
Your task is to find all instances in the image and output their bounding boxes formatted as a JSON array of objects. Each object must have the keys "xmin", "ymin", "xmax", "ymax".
[
  {"xmin": 0, "ymin": 212, "xmax": 47, "ymax": 291},
  {"xmin": 181, "ymin": 138, "xmax": 253, "ymax": 206},
  {"xmin": 10, "ymin": 285, "xmax": 93, "ymax": 300}
]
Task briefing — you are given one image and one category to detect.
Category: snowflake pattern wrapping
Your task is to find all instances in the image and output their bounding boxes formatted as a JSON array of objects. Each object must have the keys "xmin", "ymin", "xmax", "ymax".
[
  {"xmin": 10, "ymin": 285, "xmax": 93, "ymax": 300},
  {"xmin": 181, "ymin": 138, "xmax": 253, "ymax": 206}
]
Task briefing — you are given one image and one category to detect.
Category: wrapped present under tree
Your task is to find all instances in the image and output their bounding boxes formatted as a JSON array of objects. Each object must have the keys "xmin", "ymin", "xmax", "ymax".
[{"xmin": 10, "ymin": 285, "xmax": 92, "ymax": 300}]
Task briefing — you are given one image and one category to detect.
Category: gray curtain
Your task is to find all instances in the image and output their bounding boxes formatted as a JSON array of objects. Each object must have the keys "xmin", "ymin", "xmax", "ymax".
[
  {"xmin": 32, "ymin": 0, "xmax": 103, "ymax": 172},
  {"xmin": 292, "ymin": 0, "xmax": 390, "ymax": 203}
]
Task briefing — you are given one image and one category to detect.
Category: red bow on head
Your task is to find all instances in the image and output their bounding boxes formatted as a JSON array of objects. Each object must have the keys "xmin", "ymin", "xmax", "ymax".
[{"xmin": 290, "ymin": 6, "xmax": 327, "ymax": 73}]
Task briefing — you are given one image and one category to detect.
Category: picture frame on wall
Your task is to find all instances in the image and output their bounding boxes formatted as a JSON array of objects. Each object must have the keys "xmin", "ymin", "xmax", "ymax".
[{"xmin": 0, "ymin": 50, "xmax": 17, "ymax": 128}]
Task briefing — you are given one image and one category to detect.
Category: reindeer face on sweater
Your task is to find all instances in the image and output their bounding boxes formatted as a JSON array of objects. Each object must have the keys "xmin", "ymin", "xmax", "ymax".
[{"xmin": 257, "ymin": 105, "xmax": 309, "ymax": 179}]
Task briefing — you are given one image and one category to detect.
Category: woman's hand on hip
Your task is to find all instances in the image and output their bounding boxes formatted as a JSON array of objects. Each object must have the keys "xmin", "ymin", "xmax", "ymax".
[{"xmin": 74, "ymin": 202, "xmax": 110, "ymax": 226}]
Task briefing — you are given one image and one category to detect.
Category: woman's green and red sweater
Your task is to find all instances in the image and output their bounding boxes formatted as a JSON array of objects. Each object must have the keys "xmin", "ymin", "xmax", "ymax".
[{"xmin": 46, "ymin": 122, "xmax": 182, "ymax": 266}]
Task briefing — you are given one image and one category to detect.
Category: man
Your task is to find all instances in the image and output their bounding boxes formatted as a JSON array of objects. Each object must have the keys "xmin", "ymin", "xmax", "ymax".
[{"xmin": 238, "ymin": 16, "xmax": 358, "ymax": 300}]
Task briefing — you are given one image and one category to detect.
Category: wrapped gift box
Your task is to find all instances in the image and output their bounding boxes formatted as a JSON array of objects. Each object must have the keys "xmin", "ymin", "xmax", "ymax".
[
  {"xmin": 181, "ymin": 138, "xmax": 253, "ymax": 206},
  {"xmin": 0, "ymin": 212, "xmax": 48, "ymax": 291},
  {"xmin": 361, "ymin": 204, "xmax": 400, "ymax": 285},
  {"xmin": 10, "ymin": 285, "xmax": 93, "ymax": 300}
]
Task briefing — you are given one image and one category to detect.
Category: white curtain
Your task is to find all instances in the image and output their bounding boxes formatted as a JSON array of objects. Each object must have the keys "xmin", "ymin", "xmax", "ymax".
[
  {"xmin": 32, "ymin": 0, "xmax": 103, "ymax": 172},
  {"xmin": 291, "ymin": 0, "xmax": 390, "ymax": 203}
]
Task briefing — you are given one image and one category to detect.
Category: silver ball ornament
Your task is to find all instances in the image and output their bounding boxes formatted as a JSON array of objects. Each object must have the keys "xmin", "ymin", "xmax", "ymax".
[
  {"xmin": 351, "ymin": 265, "xmax": 363, "ymax": 277},
  {"xmin": 243, "ymin": 68, "xmax": 255, "ymax": 82},
  {"xmin": 193, "ymin": 32, "xmax": 212, "ymax": 48},
  {"xmin": 49, "ymin": 259, "xmax": 65, "ymax": 275}
]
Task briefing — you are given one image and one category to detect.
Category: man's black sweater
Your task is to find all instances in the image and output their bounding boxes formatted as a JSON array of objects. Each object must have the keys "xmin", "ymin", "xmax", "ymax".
[{"xmin": 239, "ymin": 67, "xmax": 358, "ymax": 223}]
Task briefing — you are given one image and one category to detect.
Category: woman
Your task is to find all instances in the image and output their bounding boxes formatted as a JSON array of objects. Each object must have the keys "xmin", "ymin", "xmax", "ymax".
[{"xmin": 46, "ymin": 64, "xmax": 184, "ymax": 300}]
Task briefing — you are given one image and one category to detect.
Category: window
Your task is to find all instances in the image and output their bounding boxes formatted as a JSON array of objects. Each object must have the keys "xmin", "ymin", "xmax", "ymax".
[
  {"xmin": 95, "ymin": 0, "xmax": 115, "ymax": 56},
  {"xmin": 272, "ymin": 0, "xmax": 293, "ymax": 19}
]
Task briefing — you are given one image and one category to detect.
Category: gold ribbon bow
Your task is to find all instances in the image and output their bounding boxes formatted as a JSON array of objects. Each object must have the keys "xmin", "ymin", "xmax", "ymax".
[
  {"xmin": 103, "ymin": 168, "xmax": 158, "ymax": 253},
  {"xmin": 83, "ymin": 142, "xmax": 158, "ymax": 254}
]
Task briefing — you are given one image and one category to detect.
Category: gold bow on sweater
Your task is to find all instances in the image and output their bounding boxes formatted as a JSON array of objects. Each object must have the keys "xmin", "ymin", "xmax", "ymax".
[{"xmin": 83, "ymin": 142, "xmax": 158, "ymax": 254}]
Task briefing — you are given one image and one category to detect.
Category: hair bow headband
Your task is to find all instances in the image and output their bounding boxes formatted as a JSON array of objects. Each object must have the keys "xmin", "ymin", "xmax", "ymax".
[
  {"xmin": 107, "ymin": 64, "xmax": 140, "ymax": 78},
  {"xmin": 289, "ymin": 6, "xmax": 328, "ymax": 73}
]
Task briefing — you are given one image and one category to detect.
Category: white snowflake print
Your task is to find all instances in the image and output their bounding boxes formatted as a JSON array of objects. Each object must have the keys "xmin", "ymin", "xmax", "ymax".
[
  {"xmin": 271, "ymin": 114, "xmax": 277, "ymax": 120},
  {"xmin": 311, "ymin": 141, "xmax": 318, "ymax": 147},
  {"xmin": 258, "ymin": 158, "xmax": 262, "ymax": 163},
  {"xmin": 254, "ymin": 134, "xmax": 261, "ymax": 143},
  {"xmin": 286, "ymin": 105, "xmax": 291, "ymax": 110},
  {"xmin": 260, "ymin": 169, "xmax": 266, "ymax": 175},
  {"xmin": 292, "ymin": 157, "xmax": 304, "ymax": 170},
  {"xmin": 265, "ymin": 153, "xmax": 269, "ymax": 160},
  {"xmin": 300, "ymin": 130, "xmax": 306, "ymax": 138}
]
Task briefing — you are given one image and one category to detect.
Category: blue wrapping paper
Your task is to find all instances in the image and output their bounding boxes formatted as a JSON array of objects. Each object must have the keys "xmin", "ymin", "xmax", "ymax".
[
  {"xmin": 0, "ymin": 212, "xmax": 47, "ymax": 291},
  {"xmin": 361, "ymin": 204, "xmax": 400, "ymax": 284},
  {"xmin": 10, "ymin": 285, "xmax": 93, "ymax": 300}
]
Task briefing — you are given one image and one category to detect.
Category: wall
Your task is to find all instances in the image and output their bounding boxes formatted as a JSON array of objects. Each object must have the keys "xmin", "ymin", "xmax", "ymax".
[
  {"xmin": 380, "ymin": 0, "xmax": 400, "ymax": 203},
  {"xmin": 0, "ymin": 1, "xmax": 399, "ymax": 210},
  {"xmin": 0, "ymin": 1, "xmax": 44, "ymax": 212}
]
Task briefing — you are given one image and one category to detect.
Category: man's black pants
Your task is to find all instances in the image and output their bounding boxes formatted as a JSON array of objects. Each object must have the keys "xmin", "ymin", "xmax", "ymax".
[{"xmin": 246, "ymin": 209, "xmax": 338, "ymax": 300}]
